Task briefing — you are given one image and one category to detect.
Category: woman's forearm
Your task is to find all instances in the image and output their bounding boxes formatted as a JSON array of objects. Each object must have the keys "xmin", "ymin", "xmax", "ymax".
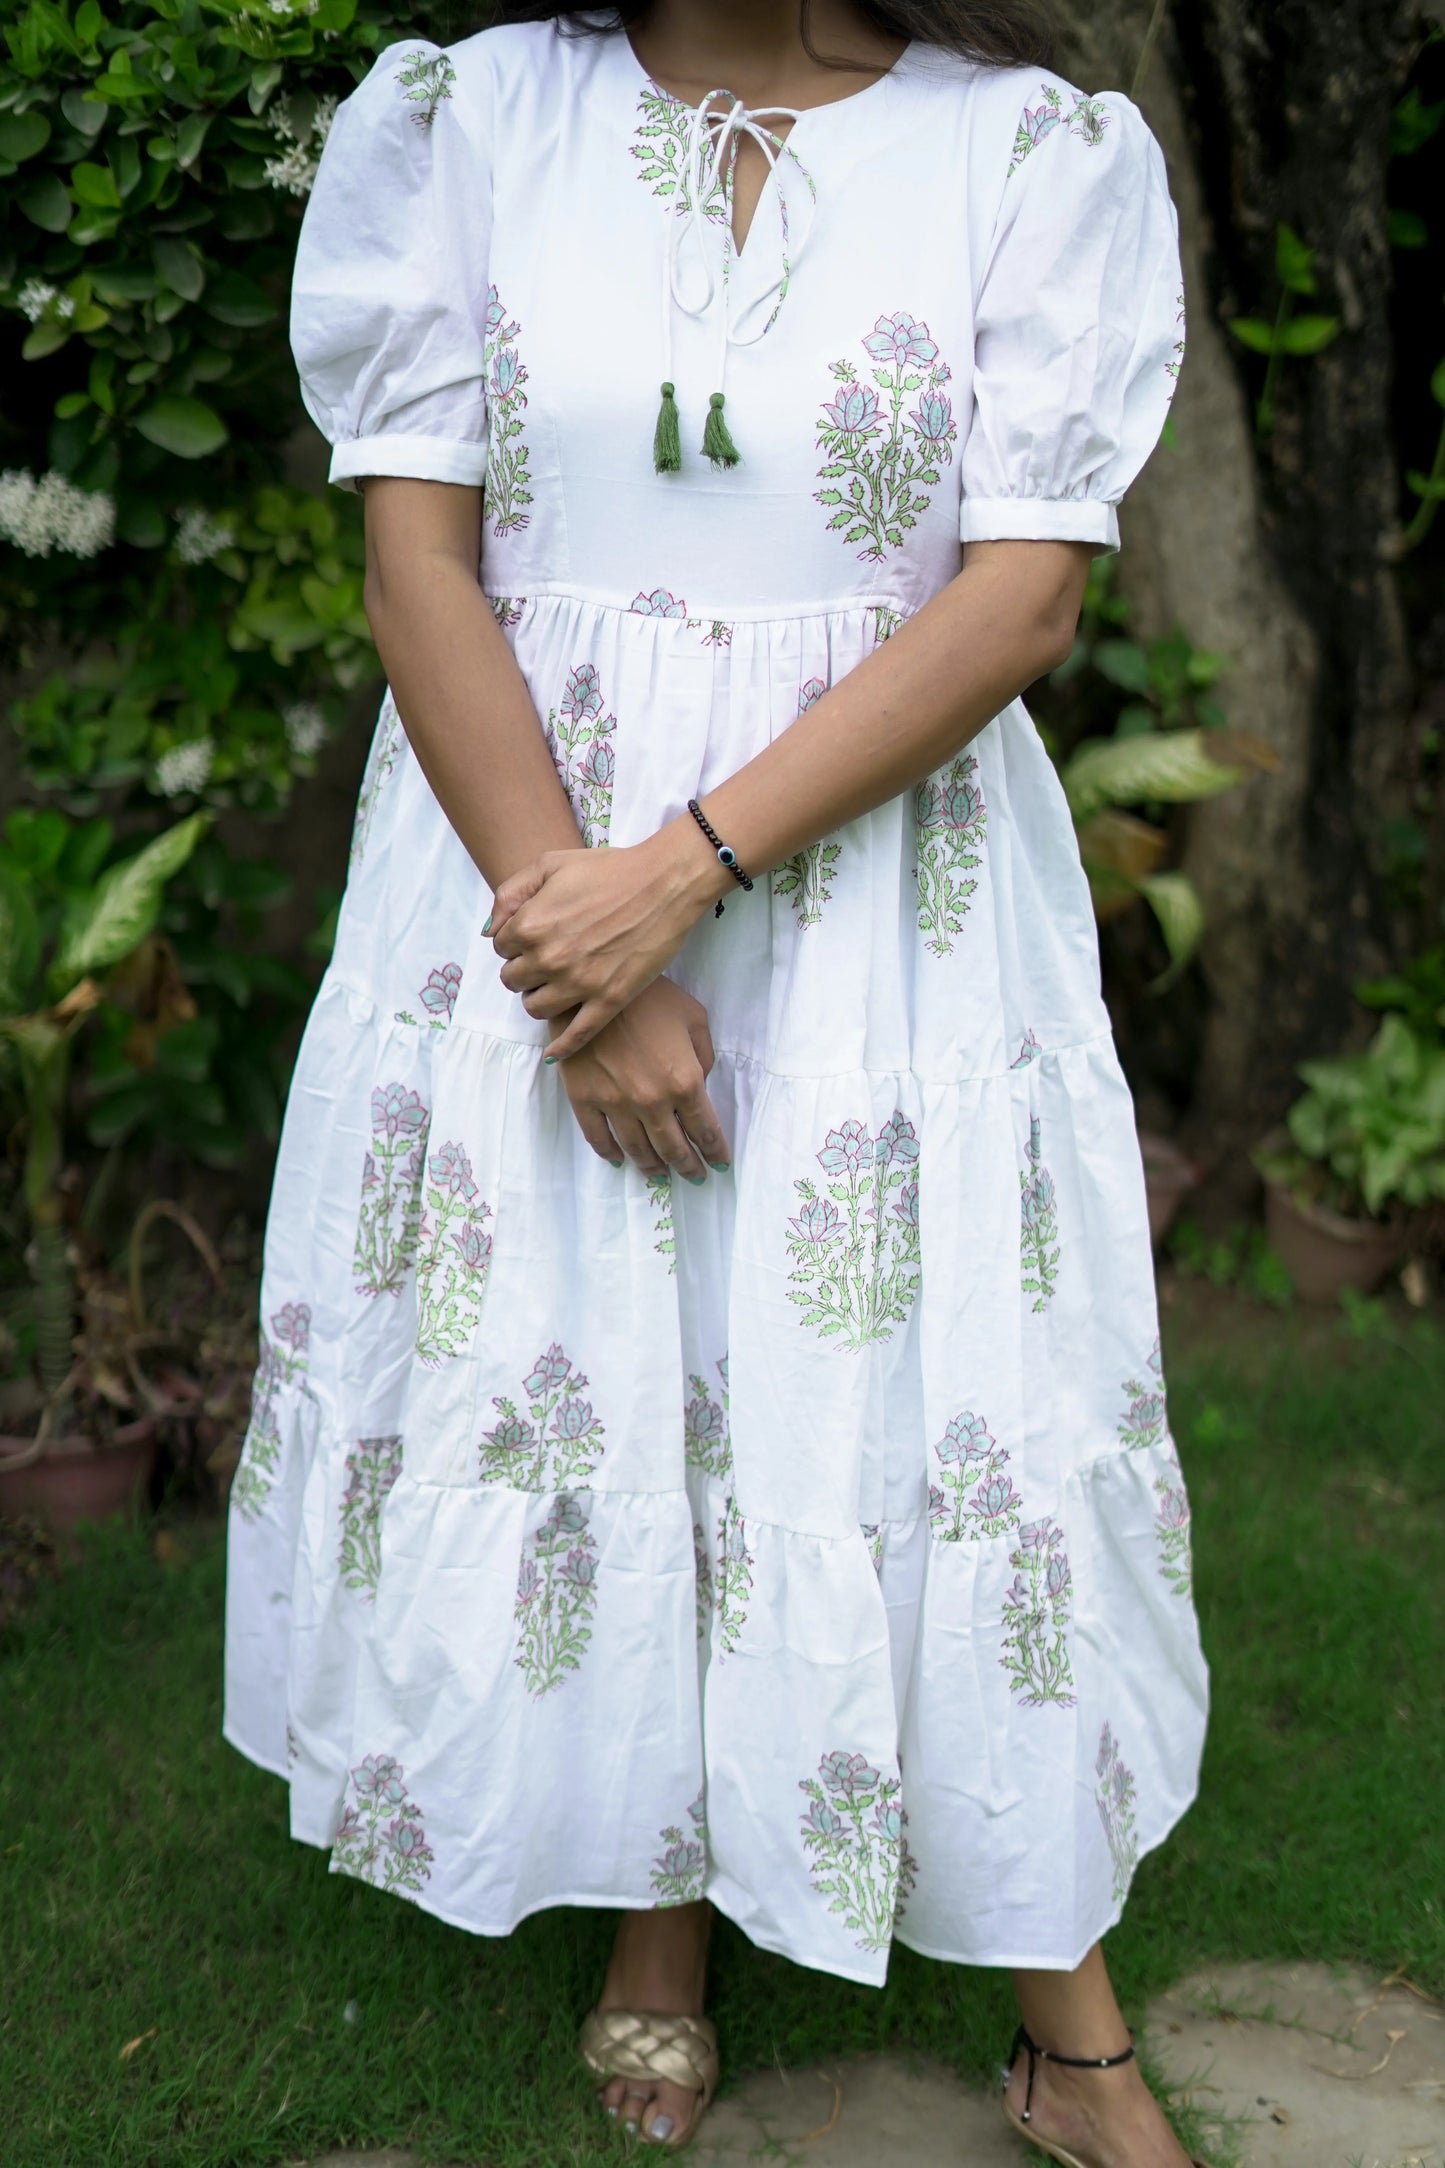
[
  {"xmin": 682, "ymin": 538, "xmax": 1092, "ymax": 885},
  {"xmin": 362, "ymin": 478, "xmax": 582, "ymax": 889}
]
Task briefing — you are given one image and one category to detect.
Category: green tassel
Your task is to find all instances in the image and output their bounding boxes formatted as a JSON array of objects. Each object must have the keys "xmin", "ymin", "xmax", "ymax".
[
  {"xmin": 653, "ymin": 380, "xmax": 682, "ymax": 474},
  {"xmin": 701, "ymin": 390, "xmax": 740, "ymax": 469}
]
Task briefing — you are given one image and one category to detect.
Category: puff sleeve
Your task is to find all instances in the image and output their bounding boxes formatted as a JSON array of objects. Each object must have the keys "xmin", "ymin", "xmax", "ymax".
[
  {"xmin": 290, "ymin": 41, "xmax": 491, "ymax": 492},
  {"xmin": 960, "ymin": 83, "xmax": 1183, "ymax": 552}
]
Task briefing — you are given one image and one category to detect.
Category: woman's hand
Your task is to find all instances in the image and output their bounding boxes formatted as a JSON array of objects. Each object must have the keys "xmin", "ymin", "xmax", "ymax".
[
  {"xmin": 491, "ymin": 824, "xmax": 727, "ymax": 1059},
  {"xmin": 553, "ymin": 975, "xmax": 731, "ymax": 1180}
]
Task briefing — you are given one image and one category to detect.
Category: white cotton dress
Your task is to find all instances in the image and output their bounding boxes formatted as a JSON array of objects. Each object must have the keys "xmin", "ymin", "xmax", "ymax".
[{"xmin": 223, "ymin": 20, "xmax": 1208, "ymax": 1984}]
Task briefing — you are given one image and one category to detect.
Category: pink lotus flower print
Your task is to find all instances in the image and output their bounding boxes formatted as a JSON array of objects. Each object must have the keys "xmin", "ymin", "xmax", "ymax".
[
  {"xmin": 333, "ymin": 1752, "xmax": 434, "ymax": 1897},
  {"xmin": 805, "ymin": 1796, "xmax": 846, "ymax": 1837},
  {"xmin": 420, "ymin": 962, "xmax": 462, "ymax": 1020},
  {"xmin": 820, "ymin": 382, "xmax": 881, "ymax": 436},
  {"xmin": 1002, "ymin": 1517, "xmax": 1075, "ymax": 1706},
  {"xmin": 909, "ymin": 391, "xmax": 955, "ymax": 443},
  {"xmin": 577, "ymin": 737, "xmax": 615, "ymax": 792},
  {"xmin": 820, "ymin": 1749, "xmax": 881, "ymax": 1798},
  {"xmin": 649, "ymin": 1792, "xmax": 709, "ymax": 1905},
  {"xmin": 429, "ymin": 1140, "xmax": 478, "ymax": 1201},
  {"xmin": 515, "ymin": 1490, "xmax": 599, "ymax": 1695},
  {"xmin": 1095, "ymin": 1722, "xmax": 1138, "ymax": 1903},
  {"xmin": 560, "ymin": 1545, "xmax": 598, "ymax": 1591},
  {"xmin": 413, "ymin": 1139, "xmax": 493, "ymax": 1363},
  {"xmin": 799, "ymin": 1747, "xmax": 915, "ymax": 1951},
  {"xmin": 486, "ymin": 284, "xmax": 517, "ymax": 340},
  {"xmin": 484, "ymin": 284, "xmax": 531, "ymax": 535},
  {"xmin": 272, "ymin": 1300, "xmax": 311, "ymax": 1352},
  {"xmin": 930, "ymin": 1408, "xmax": 1022, "ymax": 1543},
  {"xmin": 451, "ymin": 1219, "xmax": 492, "ymax": 1270},
  {"xmin": 481, "ymin": 1341, "xmax": 605, "ymax": 1492},
  {"xmin": 915, "ymin": 752, "xmax": 987, "ymax": 956},
  {"xmin": 490, "ymin": 344, "xmax": 520, "ymax": 399},
  {"xmin": 937, "ymin": 1411, "xmax": 993, "ymax": 1465},
  {"xmin": 629, "ymin": 588, "xmax": 688, "ymax": 617},
  {"xmin": 525, "ymin": 1344, "xmax": 572, "ymax": 1397},
  {"xmin": 372, "ymin": 1083, "xmax": 428, "ymax": 1141},
  {"xmin": 864, "ymin": 312, "xmax": 939, "ymax": 367},
  {"xmin": 516, "ymin": 1555, "xmax": 538, "ymax": 1604},
  {"xmin": 561, "ymin": 663, "xmax": 603, "ymax": 721},
  {"xmin": 818, "ymin": 1119, "xmax": 872, "ymax": 1174},
  {"xmin": 974, "ymin": 1472, "xmax": 1021, "ymax": 1522},
  {"xmin": 788, "ymin": 1194, "xmax": 842, "ymax": 1245},
  {"xmin": 874, "ymin": 1110, "xmax": 920, "ymax": 1169}
]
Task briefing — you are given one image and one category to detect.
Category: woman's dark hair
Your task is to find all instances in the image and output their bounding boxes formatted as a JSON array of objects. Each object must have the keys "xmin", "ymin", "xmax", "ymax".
[{"xmin": 485, "ymin": 4, "xmax": 1053, "ymax": 70}]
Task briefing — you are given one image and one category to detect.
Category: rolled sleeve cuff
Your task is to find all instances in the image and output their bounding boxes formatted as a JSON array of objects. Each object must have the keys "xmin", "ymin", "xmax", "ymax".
[
  {"xmin": 959, "ymin": 496, "xmax": 1120, "ymax": 553},
  {"xmin": 327, "ymin": 433, "xmax": 490, "ymax": 493}
]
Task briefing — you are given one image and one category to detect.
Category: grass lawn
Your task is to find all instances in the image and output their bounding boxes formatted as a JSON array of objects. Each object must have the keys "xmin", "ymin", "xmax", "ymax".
[{"xmin": 2, "ymin": 1289, "xmax": 1442, "ymax": 2168}]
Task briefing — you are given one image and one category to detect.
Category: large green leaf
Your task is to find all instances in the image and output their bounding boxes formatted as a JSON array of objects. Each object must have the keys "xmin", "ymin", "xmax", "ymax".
[
  {"xmin": 1060, "ymin": 728, "xmax": 1273, "ymax": 822},
  {"xmin": 0, "ymin": 111, "xmax": 51, "ymax": 161},
  {"xmin": 1137, "ymin": 871, "xmax": 1207, "ymax": 982},
  {"xmin": 0, "ymin": 861, "xmax": 42, "ymax": 1016},
  {"xmin": 135, "ymin": 395, "xmax": 229, "ymax": 459},
  {"xmin": 49, "ymin": 814, "xmax": 209, "ymax": 998}
]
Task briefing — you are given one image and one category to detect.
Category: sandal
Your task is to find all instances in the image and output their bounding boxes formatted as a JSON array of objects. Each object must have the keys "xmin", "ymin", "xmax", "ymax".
[
  {"xmin": 1002, "ymin": 2023, "xmax": 1213, "ymax": 2168},
  {"xmin": 578, "ymin": 2006, "xmax": 719, "ymax": 2150}
]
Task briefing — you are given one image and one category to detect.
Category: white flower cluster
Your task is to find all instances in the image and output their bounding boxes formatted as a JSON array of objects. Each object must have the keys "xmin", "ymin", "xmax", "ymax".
[
  {"xmin": 267, "ymin": 0, "xmax": 320, "ymax": 14},
  {"xmin": 16, "ymin": 279, "xmax": 76, "ymax": 325},
  {"xmin": 174, "ymin": 506, "xmax": 236, "ymax": 564},
  {"xmin": 283, "ymin": 700, "xmax": 327, "ymax": 758},
  {"xmin": 0, "ymin": 468, "xmax": 115, "ymax": 559},
  {"xmin": 263, "ymin": 92, "xmax": 337, "ymax": 196},
  {"xmin": 154, "ymin": 739, "xmax": 215, "ymax": 797}
]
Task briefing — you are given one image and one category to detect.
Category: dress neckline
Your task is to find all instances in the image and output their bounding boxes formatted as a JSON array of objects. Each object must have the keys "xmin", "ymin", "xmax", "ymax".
[{"xmin": 619, "ymin": 31, "xmax": 916, "ymax": 128}]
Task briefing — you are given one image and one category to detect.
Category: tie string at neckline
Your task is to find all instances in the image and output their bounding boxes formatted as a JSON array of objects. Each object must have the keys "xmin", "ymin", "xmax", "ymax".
[{"xmin": 653, "ymin": 88, "xmax": 817, "ymax": 474}]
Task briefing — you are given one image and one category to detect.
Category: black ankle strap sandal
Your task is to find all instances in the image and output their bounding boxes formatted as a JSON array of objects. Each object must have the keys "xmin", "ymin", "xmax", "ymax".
[{"xmin": 1001, "ymin": 2023, "xmax": 1214, "ymax": 2168}]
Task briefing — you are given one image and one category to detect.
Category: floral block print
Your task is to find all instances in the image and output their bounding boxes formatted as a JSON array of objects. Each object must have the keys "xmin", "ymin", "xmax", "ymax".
[
  {"xmin": 545, "ymin": 664, "xmax": 617, "ymax": 849},
  {"xmin": 1117, "ymin": 1338, "xmax": 1167, "ymax": 1453},
  {"xmin": 814, "ymin": 312, "xmax": 957, "ymax": 562},
  {"xmin": 684, "ymin": 1358, "xmax": 731, "ymax": 1480},
  {"xmin": 232, "ymin": 1300, "xmax": 310, "ymax": 1523},
  {"xmin": 630, "ymin": 587, "xmax": 688, "ymax": 617},
  {"xmin": 693, "ymin": 1520, "xmax": 714, "ymax": 1641},
  {"xmin": 774, "ymin": 680, "xmax": 842, "ymax": 923},
  {"xmin": 870, "ymin": 603, "xmax": 904, "ymax": 645},
  {"xmin": 394, "ymin": 49, "xmax": 454, "ymax": 129},
  {"xmin": 647, "ymin": 1170, "xmax": 677, "ymax": 1272},
  {"xmin": 914, "ymin": 752, "xmax": 987, "ymax": 957},
  {"xmin": 1154, "ymin": 1470, "xmax": 1193, "ymax": 1598},
  {"xmin": 927, "ymin": 1411, "xmax": 1022, "ymax": 1543},
  {"xmin": 715, "ymin": 1495, "xmax": 754, "ymax": 1657},
  {"xmin": 489, "ymin": 594, "xmax": 524, "ymax": 629},
  {"xmin": 394, "ymin": 961, "xmax": 464, "ymax": 1030},
  {"xmin": 798, "ymin": 1750, "xmax": 918, "ymax": 1952},
  {"xmin": 1019, "ymin": 1116, "xmax": 1061, "ymax": 1314},
  {"xmin": 350, "ymin": 698, "xmax": 403, "ymax": 866},
  {"xmin": 514, "ymin": 1492, "xmax": 599, "ymax": 1696},
  {"xmin": 1095, "ymin": 1723, "xmax": 1139, "ymax": 1905},
  {"xmin": 333, "ymin": 1752, "xmax": 435, "ymax": 1896},
  {"xmin": 1008, "ymin": 82, "xmax": 1111, "ymax": 177},
  {"xmin": 1011, "ymin": 1027, "xmax": 1042, "ymax": 1069},
  {"xmin": 862, "ymin": 1522, "xmax": 884, "ymax": 1573},
  {"xmin": 337, "ymin": 1433, "xmax": 404, "ymax": 1599},
  {"xmin": 354, "ymin": 1083, "xmax": 430, "ymax": 1299},
  {"xmin": 786, "ymin": 1111, "xmax": 921, "ymax": 1349},
  {"xmin": 1001, "ymin": 1518, "xmax": 1076, "ymax": 1707},
  {"xmin": 632, "ymin": 85, "xmax": 729, "ymax": 222},
  {"xmin": 650, "ymin": 1789, "xmax": 708, "ymax": 1905},
  {"xmin": 1166, "ymin": 286, "xmax": 1186, "ymax": 379},
  {"xmin": 414, "ymin": 1141, "xmax": 494, "ymax": 1365},
  {"xmin": 485, "ymin": 285, "xmax": 532, "ymax": 537},
  {"xmin": 686, "ymin": 616, "xmax": 734, "ymax": 647},
  {"xmin": 479, "ymin": 1341, "xmax": 606, "ymax": 1492}
]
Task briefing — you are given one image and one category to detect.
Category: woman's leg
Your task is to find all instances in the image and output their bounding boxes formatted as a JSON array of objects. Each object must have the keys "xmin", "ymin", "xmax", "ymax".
[
  {"xmin": 1009, "ymin": 1944, "xmax": 1194, "ymax": 2167},
  {"xmin": 596, "ymin": 1901, "xmax": 713, "ymax": 2143}
]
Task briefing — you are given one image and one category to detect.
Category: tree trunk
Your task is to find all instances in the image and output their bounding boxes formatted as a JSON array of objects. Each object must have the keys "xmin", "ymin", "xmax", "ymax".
[{"xmin": 1052, "ymin": 0, "xmax": 1420, "ymax": 1194}]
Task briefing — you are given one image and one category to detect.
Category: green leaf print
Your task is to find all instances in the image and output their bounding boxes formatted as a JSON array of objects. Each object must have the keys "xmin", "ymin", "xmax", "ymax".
[
  {"xmin": 926, "ymin": 1410, "xmax": 1022, "ymax": 1543},
  {"xmin": 513, "ymin": 1493, "xmax": 599, "ymax": 1697},
  {"xmin": 484, "ymin": 286, "xmax": 532, "ymax": 538},
  {"xmin": 647, "ymin": 1170, "xmax": 676, "ymax": 1272},
  {"xmin": 715, "ymin": 1493, "xmax": 754, "ymax": 1658},
  {"xmin": 914, "ymin": 752, "xmax": 987, "ymax": 957},
  {"xmin": 544, "ymin": 664, "xmax": 617, "ymax": 850},
  {"xmin": 478, "ymin": 1341, "xmax": 606, "ymax": 1492},
  {"xmin": 333, "ymin": 1753, "xmax": 435, "ymax": 1896},
  {"xmin": 350, "ymin": 698, "xmax": 403, "ymax": 866},
  {"xmin": 683, "ymin": 1356, "xmax": 731, "ymax": 1480},
  {"xmin": 337, "ymin": 1434, "xmax": 404, "ymax": 1599},
  {"xmin": 649, "ymin": 1791, "xmax": 707, "ymax": 1905},
  {"xmin": 1095, "ymin": 1723, "xmax": 1139, "ymax": 1904},
  {"xmin": 814, "ymin": 315, "xmax": 957, "ymax": 564},
  {"xmin": 798, "ymin": 1750, "xmax": 918, "ymax": 1952},
  {"xmin": 353, "ymin": 1083, "xmax": 430, "ymax": 1298},
  {"xmin": 413, "ymin": 1141, "xmax": 493, "ymax": 1365},
  {"xmin": 231, "ymin": 1301, "xmax": 310, "ymax": 1523},
  {"xmin": 785, "ymin": 1112, "xmax": 921, "ymax": 1349},
  {"xmin": 1019, "ymin": 1116, "xmax": 1061, "ymax": 1313},
  {"xmin": 1000, "ymin": 1518, "xmax": 1076, "ymax": 1707}
]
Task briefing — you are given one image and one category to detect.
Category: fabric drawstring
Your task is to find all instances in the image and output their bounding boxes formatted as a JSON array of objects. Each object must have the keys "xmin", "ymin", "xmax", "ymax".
[{"xmin": 653, "ymin": 89, "xmax": 815, "ymax": 474}]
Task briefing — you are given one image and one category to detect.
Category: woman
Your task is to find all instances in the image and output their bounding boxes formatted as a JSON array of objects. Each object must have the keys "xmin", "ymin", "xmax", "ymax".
[{"xmin": 224, "ymin": 2, "xmax": 1210, "ymax": 2160}]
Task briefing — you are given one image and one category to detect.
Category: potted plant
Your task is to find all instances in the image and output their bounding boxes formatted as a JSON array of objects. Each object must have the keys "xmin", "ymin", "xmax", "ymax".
[
  {"xmin": 0, "ymin": 806, "xmax": 208, "ymax": 1527},
  {"xmin": 1254, "ymin": 1014, "xmax": 1445, "ymax": 1303}
]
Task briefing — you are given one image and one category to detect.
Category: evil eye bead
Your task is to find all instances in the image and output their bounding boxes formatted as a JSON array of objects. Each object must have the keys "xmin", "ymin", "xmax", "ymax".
[{"xmin": 718, "ymin": 845, "xmax": 737, "ymax": 866}]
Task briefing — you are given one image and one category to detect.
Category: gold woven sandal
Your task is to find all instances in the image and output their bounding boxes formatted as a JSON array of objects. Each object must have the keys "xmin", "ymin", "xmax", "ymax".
[
  {"xmin": 578, "ymin": 2007, "xmax": 720, "ymax": 2150},
  {"xmin": 1002, "ymin": 2025, "xmax": 1213, "ymax": 2168}
]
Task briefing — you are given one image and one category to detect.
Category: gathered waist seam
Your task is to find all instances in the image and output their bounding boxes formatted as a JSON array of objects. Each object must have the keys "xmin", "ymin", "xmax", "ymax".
[{"xmin": 481, "ymin": 585, "xmax": 922, "ymax": 626}]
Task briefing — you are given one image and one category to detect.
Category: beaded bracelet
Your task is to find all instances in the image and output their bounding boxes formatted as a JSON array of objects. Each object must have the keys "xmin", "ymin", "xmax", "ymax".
[{"xmin": 687, "ymin": 798, "xmax": 754, "ymax": 918}]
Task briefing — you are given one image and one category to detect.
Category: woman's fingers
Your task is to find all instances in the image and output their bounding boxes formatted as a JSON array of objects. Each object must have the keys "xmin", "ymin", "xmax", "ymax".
[
  {"xmin": 609, "ymin": 1113, "xmax": 667, "ymax": 1178},
  {"xmin": 642, "ymin": 1106, "xmax": 708, "ymax": 1182},
  {"xmin": 570, "ymin": 1100, "xmax": 624, "ymax": 1167},
  {"xmin": 545, "ymin": 997, "xmax": 626, "ymax": 1062},
  {"xmin": 676, "ymin": 1080, "xmax": 730, "ymax": 1170},
  {"xmin": 488, "ymin": 857, "xmax": 551, "ymax": 941}
]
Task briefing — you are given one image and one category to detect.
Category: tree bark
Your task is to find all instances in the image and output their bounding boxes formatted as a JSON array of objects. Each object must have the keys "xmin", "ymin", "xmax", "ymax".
[{"xmin": 1052, "ymin": 0, "xmax": 1419, "ymax": 1190}]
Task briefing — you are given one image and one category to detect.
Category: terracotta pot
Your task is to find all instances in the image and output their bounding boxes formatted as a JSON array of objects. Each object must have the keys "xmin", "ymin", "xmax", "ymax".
[
  {"xmin": 0, "ymin": 1417, "xmax": 157, "ymax": 1532},
  {"xmin": 1263, "ymin": 1179, "xmax": 1402, "ymax": 1305},
  {"xmin": 1138, "ymin": 1130, "xmax": 1200, "ymax": 1249}
]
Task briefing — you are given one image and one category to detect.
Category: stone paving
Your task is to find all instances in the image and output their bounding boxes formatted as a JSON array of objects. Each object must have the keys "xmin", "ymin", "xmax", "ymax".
[{"xmin": 305, "ymin": 1961, "xmax": 1445, "ymax": 2168}]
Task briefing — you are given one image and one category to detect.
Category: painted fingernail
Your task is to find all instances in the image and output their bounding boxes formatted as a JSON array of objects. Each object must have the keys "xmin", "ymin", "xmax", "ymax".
[
  {"xmin": 683, "ymin": 1173, "xmax": 706, "ymax": 1186},
  {"xmin": 543, "ymin": 1053, "xmax": 557, "ymax": 1064},
  {"xmin": 482, "ymin": 914, "xmax": 492, "ymax": 933},
  {"xmin": 708, "ymin": 1161, "xmax": 730, "ymax": 1173},
  {"xmin": 648, "ymin": 2115, "xmax": 675, "ymax": 2141},
  {"xmin": 609, "ymin": 1158, "xmax": 624, "ymax": 1168}
]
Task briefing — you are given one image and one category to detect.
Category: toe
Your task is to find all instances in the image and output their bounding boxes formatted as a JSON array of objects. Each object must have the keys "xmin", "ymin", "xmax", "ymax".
[
  {"xmin": 620, "ymin": 2083, "xmax": 654, "ymax": 2135},
  {"xmin": 642, "ymin": 2077, "xmax": 699, "ymax": 2145},
  {"xmin": 599, "ymin": 2074, "xmax": 628, "ymax": 2119}
]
